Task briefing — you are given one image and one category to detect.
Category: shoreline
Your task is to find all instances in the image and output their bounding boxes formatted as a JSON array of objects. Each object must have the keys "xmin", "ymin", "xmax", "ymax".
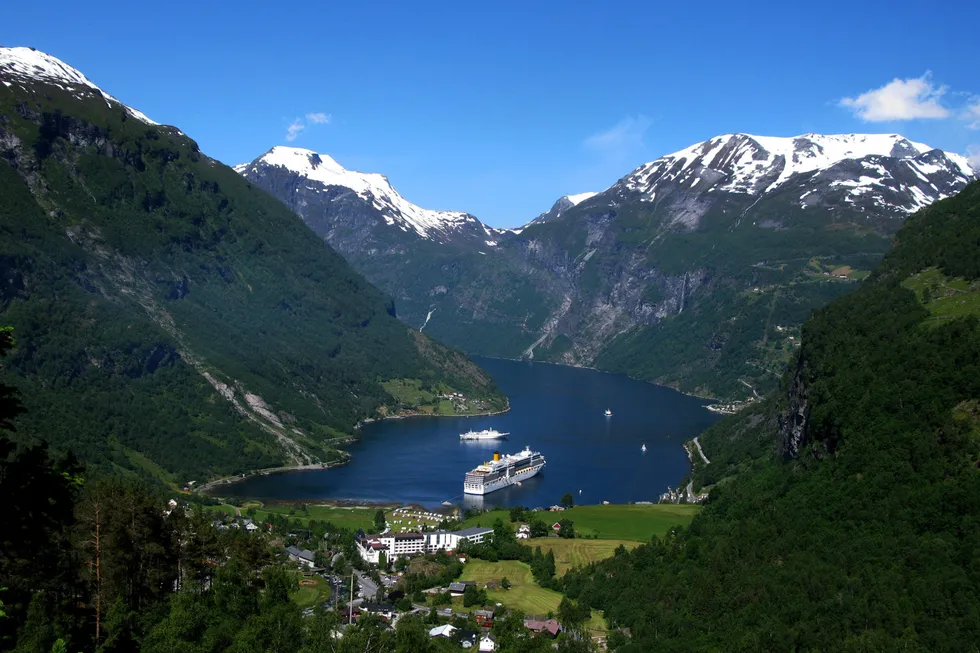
[
  {"xmin": 355, "ymin": 398, "xmax": 511, "ymax": 429},
  {"xmin": 197, "ymin": 401, "xmax": 511, "ymax": 496},
  {"xmin": 473, "ymin": 354, "xmax": 729, "ymax": 406},
  {"xmin": 196, "ymin": 457, "xmax": 351, "ymax": 495},
  {"xmin": 196, "ymin": 358, "xmax": 725, "ymax": 501}
]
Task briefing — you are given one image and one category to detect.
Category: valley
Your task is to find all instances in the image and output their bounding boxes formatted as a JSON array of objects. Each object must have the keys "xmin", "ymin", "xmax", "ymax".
[
  {"xmin": 240, "ymin": 135, "xmax": 975, "ymax": 401},
  {"xmin": 2, "ymin": 10, "xmax": 980, "ymax": 651}
]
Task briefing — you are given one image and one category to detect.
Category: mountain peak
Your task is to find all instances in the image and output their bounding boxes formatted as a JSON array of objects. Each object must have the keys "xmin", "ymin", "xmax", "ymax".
[
  {"xmin": 237, "ymin": 146, "xmax": 478, "ymax": 241},
  {"xmin": 249, "ymin": 145, "xmax": 347, "ymax": 176},
  {"xmin": 0, "ymin": 46, "xmax": 157, "ymax": 125},
  {"xmin": 617, "ymin": 132, "xmax": 975, "ymax": 218},
  {"xmin": 529, "ymin": 191, "xmax": 599, "ymax": 226}
]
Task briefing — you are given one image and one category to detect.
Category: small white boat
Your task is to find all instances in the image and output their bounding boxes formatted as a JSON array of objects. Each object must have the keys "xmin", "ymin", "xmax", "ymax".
[
  {"xmin": 604, "ymin": 408, "xmax": 612, "ymax": 417},
  {"xmin": 459, "ymin": 428, "xmax": 509, "ymax": 441},
  {"xmin": 641, "ymin": 443, "xmax": 647, "ymax": 453}
]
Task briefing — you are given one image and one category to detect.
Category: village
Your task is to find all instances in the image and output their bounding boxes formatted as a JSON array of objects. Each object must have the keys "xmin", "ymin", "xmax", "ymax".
[{"xmin": 193, "ymin": 499, "xmax": 690, "ymax": 650}]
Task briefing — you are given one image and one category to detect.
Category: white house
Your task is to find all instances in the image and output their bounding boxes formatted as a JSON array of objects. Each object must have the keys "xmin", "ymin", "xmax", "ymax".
[
  {"xmin": 479, "ymin": 633, "xmax": 496, "ymax": 652},
  {"xmin": 428, "ymin": 624, "xmax": 457, "ymax": 639},
  {"xmin": 516, "ymin": 524, "xmax": 530, "ymax": 539}
]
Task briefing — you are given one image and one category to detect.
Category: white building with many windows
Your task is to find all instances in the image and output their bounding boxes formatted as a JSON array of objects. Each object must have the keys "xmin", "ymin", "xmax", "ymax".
[{"xmin": 355, "ymin": 526, "xmax": 494, "ymax": 564}]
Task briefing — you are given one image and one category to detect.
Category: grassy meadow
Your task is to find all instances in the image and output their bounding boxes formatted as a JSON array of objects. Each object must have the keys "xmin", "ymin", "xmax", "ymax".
[
  {"xmin": 458, "ymin": 559, "xmax": 605, "ymax": 632},
  {"xmin": 523, "ymin": 538, "xmax": 640, "ymax": 575},
  {"xmin": 460, "ymin": 503, "xmax": 700, "ymax": 542}
]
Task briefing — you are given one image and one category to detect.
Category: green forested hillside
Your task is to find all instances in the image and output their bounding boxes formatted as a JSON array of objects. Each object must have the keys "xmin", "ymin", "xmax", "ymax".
[
  {"xmin": 586, "ymin": 199, "xmax": 882, "ymax": 397},
  {"xmin": 0, "ymin": 76, "xmax": 504, "ymax": 483},
  {"xmin": 562, "ymin": 181, "xmax": 980, "ymax": 651}
]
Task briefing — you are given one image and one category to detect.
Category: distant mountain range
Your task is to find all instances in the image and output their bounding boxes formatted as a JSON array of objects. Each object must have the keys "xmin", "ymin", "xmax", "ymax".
[
  {"xmin": 0, "ymin": 46, "xmax": 504, "ymax": 483},
  {"xmin": 239, "ymin": 133, "xmax": 976, "ymax": 399}
]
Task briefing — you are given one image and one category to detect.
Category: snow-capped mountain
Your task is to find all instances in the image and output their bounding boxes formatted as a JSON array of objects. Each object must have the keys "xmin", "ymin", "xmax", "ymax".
[
  {"xmin": 606, "ymin": 133, "xmax": 975, "ymax": 228},
  {"xmin": 532, "ymin": 191, "xmax": 599, "ymax": 224},
  {"xmin": 0, "ymin": 46, "xmax": 156, "ymax": 125},
  {"xmin": 237, "ymin": 146, "xmax": 503, "ymax": 245},
  {"xmin": 240, "ymin": 133, "xmax": 979, "ymax": 403}
]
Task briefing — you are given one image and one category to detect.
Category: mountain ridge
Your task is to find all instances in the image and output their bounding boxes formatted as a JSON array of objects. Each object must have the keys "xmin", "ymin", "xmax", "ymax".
[
  {"xmin": 562, "ymin": 179, "xmax": 980, "ymax": 651},
  {"xmin": 0, "ymin": 46, "xmax": 505, "ymax": 484},
  {"xmin": 604, "ymin": 132, "xmax": 974, "ymax": 230},
  {"xmin": 241, "ymin": 131, "xmax": 976, "ymax": 400},
  {"xmin": 236, "ymin": 145, "xmax": 506, "ymax": 245},
  {"xmin": 0, "ymin": 45, "xmax": 158, "ymax": 125}
]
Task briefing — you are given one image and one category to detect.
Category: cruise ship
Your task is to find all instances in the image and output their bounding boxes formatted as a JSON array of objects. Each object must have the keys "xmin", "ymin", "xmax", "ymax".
[
  {"xmin": 463, "ymin": 447, "xmax": 546, "ymax": 495},
  {"xmin": 459, "ymin": 428, "xmax": 509, "ymax": 441}
]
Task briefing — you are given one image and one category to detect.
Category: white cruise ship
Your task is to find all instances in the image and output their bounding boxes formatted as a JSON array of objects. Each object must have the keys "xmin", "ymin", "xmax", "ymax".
[
  {"xmin": 459, "ymin": 428, "xmax": 509, "ymax": 441},
  {"xmin": 463, "ymin": 447, "xmax": 546, "ymax": 495}
]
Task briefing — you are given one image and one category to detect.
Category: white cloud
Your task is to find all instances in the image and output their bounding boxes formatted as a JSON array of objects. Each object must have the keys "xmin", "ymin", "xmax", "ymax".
[
  {"xmin": 285, "ymin": 119, "xmax": 305, "ymax": 142},
  {"xmin": 966, "ymin": 145, "xmax": 980, "ymax": 170},
  {"xmin": 306, "ymin": 112, "xmax": 332, "ymax": 125},
  {"xmin": 962, "ymin": 101, "xmax": 980, "ymax": 130},
  {"xmin": 284, "ymin": 111, "xmax": 331, "ymax": 141},
  {"xmin": 840, "ymin": 73, "xmax": 950, "ymax": 122},
  {"xmin": 584, "ymin": 115, "xmax": 653, "ymax": 153}
]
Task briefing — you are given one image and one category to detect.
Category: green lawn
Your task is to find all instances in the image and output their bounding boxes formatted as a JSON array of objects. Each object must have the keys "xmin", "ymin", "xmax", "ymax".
[
  {"xmin": 459, "ymin": 559, "xmax": 604, "ymax": 632},
  {"xmin": 460, "ymin": 503, "xmax": 700, "ymax": 542},
  {"xmin": 524, "ymin": 538, "xmax": 639, "ymax": 575},
  {"xmin": 387, "ymin": 507, "xmax": 444, "ymax": 533},
  {"xmin": 291, "ymin": 572, "xmax": 331, "ymax": 610}
]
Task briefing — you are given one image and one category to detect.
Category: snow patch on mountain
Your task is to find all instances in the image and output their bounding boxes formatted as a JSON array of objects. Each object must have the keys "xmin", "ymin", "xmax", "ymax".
[
  {"xmin": 565, "ymin": 191, "xmax": 598, "ymax": 206},
  {"xmin": 238, "ymin": 146, "xmax": 475, "ymax": 240},
  {"xmin": 0, "ymin": 46, "xmax": 157, "ymax": 125},
  {"xmin": 620, "ymin": 132, "xmax": 976, "ymax": 217}
]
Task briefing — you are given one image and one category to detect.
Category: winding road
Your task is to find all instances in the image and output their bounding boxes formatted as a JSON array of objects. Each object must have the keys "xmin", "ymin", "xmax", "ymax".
[{"xmin": 692, "ymin": 437, "xmax": 710, "ymax": 465}]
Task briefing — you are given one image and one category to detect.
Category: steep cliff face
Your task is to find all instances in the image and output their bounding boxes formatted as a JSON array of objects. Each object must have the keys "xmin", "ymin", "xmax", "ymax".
[{"xmin": 777, "ymin": 353, "xmax": 810, "ymax": 460}]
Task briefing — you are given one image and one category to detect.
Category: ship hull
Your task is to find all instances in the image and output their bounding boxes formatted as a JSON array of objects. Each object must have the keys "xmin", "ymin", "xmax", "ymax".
[{"xmin": 463, "ymin": 462, "xmax": 544, "ymax": 495}]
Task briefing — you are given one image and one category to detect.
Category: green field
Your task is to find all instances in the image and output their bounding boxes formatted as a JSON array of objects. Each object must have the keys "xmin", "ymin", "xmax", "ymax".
[
  {"xmin": 206, "ymin": 501, "xmax": 448, "ymax": 533},
  {"xmin": 291, "ymin": 572, "xmax": 331, "ymax": 610},
  {"xmin": 381, "ymin": 379, "xmax": 490, "ymax": 416},
  {"xmin": 524, "ymin": 538, "xmax": 639, "ymax": 575},
  {"xmin": 903, "ymin": 267, "xmax": 980, "ymax": 322},
  {"xmin": 458, "ymin": 559, "xmax": 604, "ymax": 632},
  {"xmin": 460, "ymin": 503, "xmax": 700, "ymax": 542},
  {"xmin": 208, "ymin": 502, "xmax": 388, "ymax": 531}
]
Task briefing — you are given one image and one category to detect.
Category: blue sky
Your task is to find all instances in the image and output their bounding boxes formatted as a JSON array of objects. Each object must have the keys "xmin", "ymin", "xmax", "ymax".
[{"xmin": 4, "ymin": 0, "xmax": 979, "ymax": 227}]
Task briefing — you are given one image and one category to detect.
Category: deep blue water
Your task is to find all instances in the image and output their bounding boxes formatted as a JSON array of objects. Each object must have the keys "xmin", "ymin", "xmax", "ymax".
[{"xmin": 220, "ymin": 357, "xmax": 721, "ymax": 509}]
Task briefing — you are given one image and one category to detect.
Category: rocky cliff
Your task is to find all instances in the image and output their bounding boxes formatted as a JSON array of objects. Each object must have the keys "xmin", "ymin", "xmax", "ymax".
[{"xmin": 239, "ymin": 133, "xmax": 976, "ymax": 400}]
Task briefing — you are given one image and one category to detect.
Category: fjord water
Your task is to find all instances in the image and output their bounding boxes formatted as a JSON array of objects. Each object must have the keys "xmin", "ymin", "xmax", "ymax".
[{"xmin": 222, "ymin": 357, "xmax": 721, "ymax": 509}]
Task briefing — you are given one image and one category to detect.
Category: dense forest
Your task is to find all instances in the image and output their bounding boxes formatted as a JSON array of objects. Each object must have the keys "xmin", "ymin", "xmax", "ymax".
[
  {"xmin": 0, "ymin": 73, "xmax": 504, "ymax": 484},
  {"xmin": 0, "ymin": 372, "xmax": 587, "ymax": 652},
  {"xmin": 562, "ymin": 181, "xmax": 980, "ymax": 651}
]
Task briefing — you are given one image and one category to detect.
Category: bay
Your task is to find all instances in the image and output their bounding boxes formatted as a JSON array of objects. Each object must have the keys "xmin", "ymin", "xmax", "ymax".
[{"xmin": 220, "ymin": 357, "xmax": 722, "ymax": 509}]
